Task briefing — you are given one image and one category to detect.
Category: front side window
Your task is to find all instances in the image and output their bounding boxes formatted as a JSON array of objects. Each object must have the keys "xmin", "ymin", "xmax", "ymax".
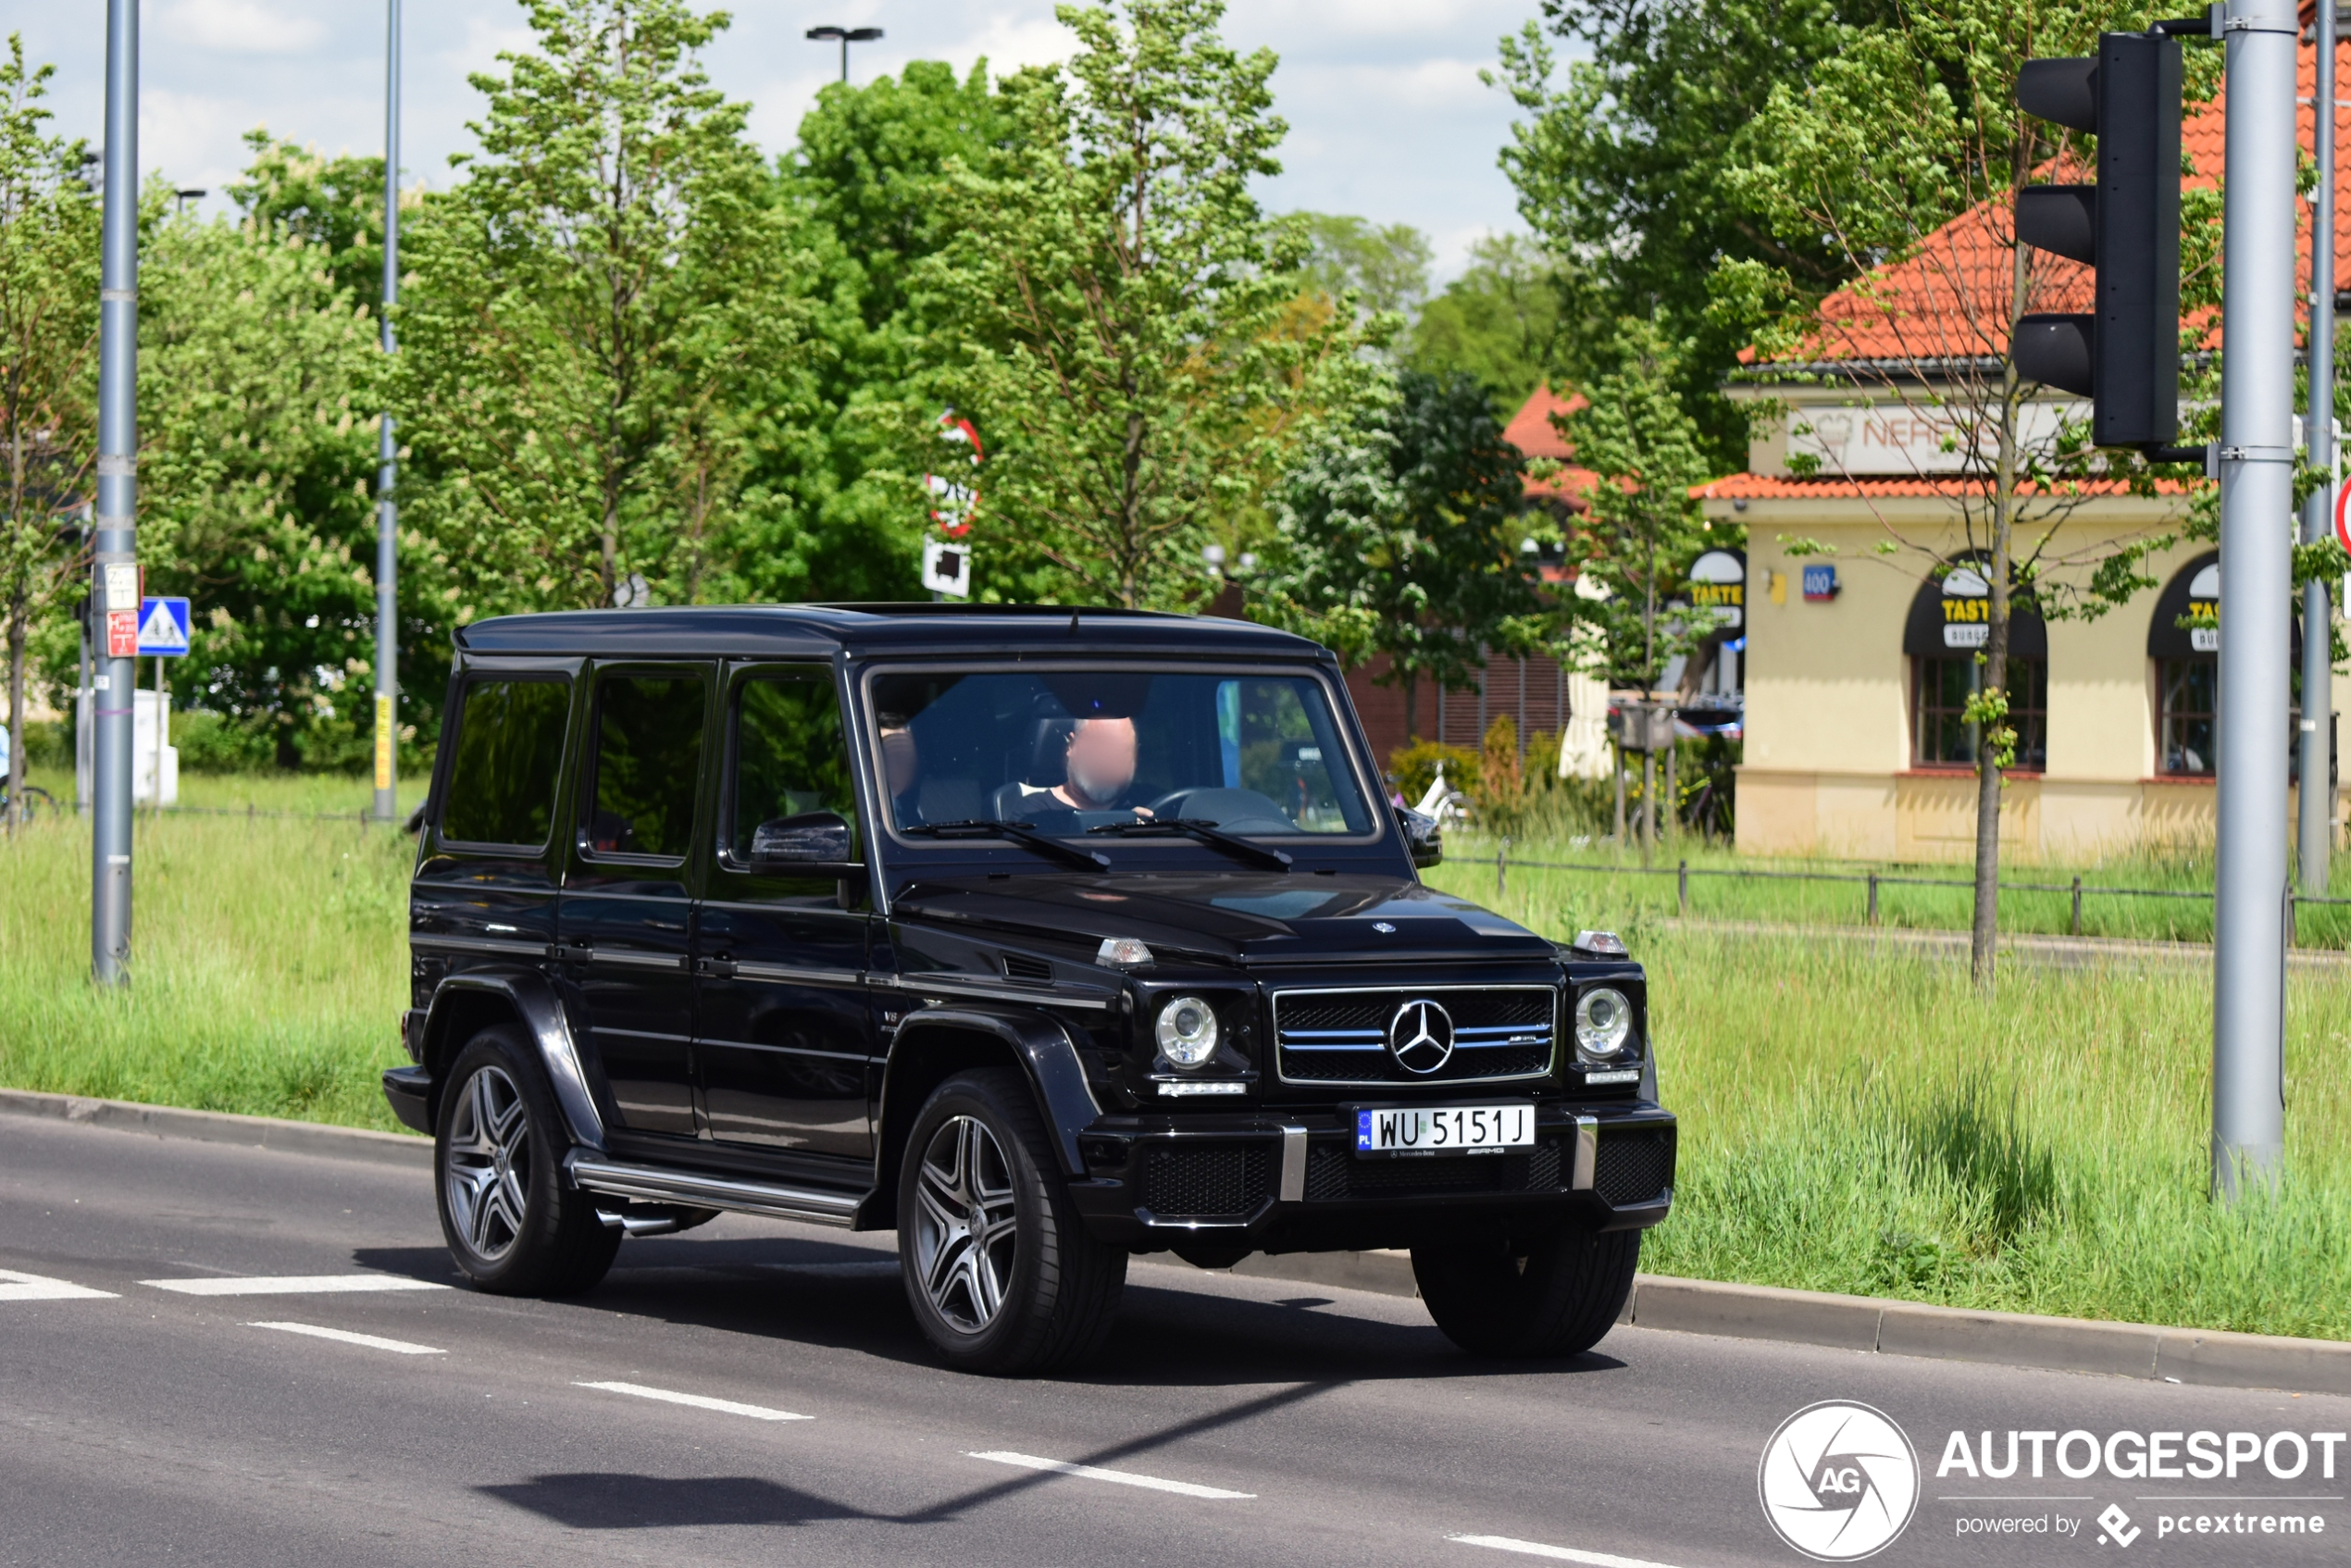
[
  {"xmin": 2159, "ymin": 658, "xmax": 2215, "ymax": 776},
  {"xmin": 587, "ymin": 675, "xmax": 705, "ymax": 859},
  {"xmin": 867, "ymin": 668, "xmax": 1375, "ymax": 839},
  {"xmin": 442, "ymin": 678, "xmax": 570, "ymax": 848},
  {"xmin": 1913, "ymin": 657, "xmax": 2046, "ymax": 771},
  {"xmin": 731, "ymin": 675, "xmax": 858, "ymax": 860}
]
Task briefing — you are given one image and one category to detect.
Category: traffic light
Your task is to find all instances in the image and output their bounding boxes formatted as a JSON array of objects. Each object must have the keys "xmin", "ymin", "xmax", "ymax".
[{"xmin": 2011, "ymin": 31, "xmax": 2183, "ymax": 449}]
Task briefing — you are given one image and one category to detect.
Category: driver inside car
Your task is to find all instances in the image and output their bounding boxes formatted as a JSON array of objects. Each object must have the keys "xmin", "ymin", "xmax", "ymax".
[{"xmin": 1014, "ymin": 716, "xmax": 1154, "ymax": 819}]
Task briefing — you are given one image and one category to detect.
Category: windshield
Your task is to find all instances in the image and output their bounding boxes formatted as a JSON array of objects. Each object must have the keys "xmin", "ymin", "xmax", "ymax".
[{"xmin": 867, "ymin": 668, "xmax": 1375, "ymax": 840}]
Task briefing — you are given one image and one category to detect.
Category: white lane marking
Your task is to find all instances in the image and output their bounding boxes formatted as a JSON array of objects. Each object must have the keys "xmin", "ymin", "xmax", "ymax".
[
  {"xmin": 965, "ymin": 1450, "xmax": 1254, "ymax": 1500},
  {"xmin": 247, "ymin": 1321, "xmax": 446, "ymax": 1355},
  {"xmin": 142, "ymin": 1274, "xmax": 451, "ymax": 1297},
  {"xmin": 575, "ymin": 1381, "xmax": 811, "ymax": 1422},
  {"xmin": 1448, "ymin": 1534, "xmax": 1686, "ymax": 1568},
  {"xmin": 0, "ymin": 1269, "xmax": 119, "ymax": 1301}
]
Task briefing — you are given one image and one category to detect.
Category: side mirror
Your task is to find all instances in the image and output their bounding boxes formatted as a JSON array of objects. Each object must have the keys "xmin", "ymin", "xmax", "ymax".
[
  {"xmin": 1395, "ymin": 805, "xmax": 1442, "ymax": 869},
  {"xmin": 750, "ymin": 811, "xmax": 853, "ymax": 865}
]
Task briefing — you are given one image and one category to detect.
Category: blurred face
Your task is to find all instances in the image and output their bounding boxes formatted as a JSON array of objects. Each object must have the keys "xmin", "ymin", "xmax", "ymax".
[{"xmin": 1063, "ymin": 717, "xmax": 1138, "ymax": 807}]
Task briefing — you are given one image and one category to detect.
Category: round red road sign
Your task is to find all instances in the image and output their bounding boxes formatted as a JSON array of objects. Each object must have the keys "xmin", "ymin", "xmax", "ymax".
[{"xmin": 2337, "ymin": 478, "xmax": 2351, "ymax": 554}]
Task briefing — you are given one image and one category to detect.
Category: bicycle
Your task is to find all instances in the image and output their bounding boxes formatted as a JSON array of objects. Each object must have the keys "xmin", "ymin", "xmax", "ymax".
[{"xmin": 1, "ymin": 781, "xmax": 56, "ymax": 824}]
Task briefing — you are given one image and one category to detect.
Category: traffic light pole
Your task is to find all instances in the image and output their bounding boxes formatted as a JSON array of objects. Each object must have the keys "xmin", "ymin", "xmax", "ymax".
[
  {"xmin": 90, "ymin": 0, "xmax": 139, "ymax": 986},
  {"xmin": 2301, "ymin": 0, "xmax": 2338, "ymax": 896},
  {"xmin": 373, "ymin": 0, "xmax": 401, "ymax": 824},
  {"xmin": 2212, "ymin": 0, "xmax": 2296, "ymax": 1199}
]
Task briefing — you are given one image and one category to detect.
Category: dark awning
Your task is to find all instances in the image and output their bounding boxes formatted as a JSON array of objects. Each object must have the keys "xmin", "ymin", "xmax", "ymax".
[
  {"xmin": 2146, "ymin": 552, "xmax": 2219, "ymax": 660},
  {"xmin": 1902, "ymin": 559, "xmax": 2046, "ymax": 659}
]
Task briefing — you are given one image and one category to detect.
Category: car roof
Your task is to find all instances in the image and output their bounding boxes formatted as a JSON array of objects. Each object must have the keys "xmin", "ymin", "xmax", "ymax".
[{"xmin": 452, "ymin": 603, "xmax": 1335, "ymax": 662}]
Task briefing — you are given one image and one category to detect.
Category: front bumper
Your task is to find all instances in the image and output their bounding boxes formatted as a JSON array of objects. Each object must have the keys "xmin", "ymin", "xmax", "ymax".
[{"xmin": 1066, "ymin": 1101, "xmax": 1675, "ymax": 1252}]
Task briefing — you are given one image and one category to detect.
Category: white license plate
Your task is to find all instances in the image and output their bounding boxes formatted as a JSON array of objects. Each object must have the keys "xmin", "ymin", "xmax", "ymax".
[{"xmin": 1354, "ymin": 1103, "xmax": 1535, "ymax": 1158}]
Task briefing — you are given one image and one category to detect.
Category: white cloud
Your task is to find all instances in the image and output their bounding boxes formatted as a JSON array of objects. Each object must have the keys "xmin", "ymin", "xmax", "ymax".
[{"xmin": 157, "ymin": 0, "xmax": 328, "ymax": 56}]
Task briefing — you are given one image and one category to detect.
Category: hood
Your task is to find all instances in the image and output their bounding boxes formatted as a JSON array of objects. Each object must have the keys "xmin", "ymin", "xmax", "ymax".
[{"xmin": 889, "ymin": 872, "xmax": 1557, "ymax": 964}]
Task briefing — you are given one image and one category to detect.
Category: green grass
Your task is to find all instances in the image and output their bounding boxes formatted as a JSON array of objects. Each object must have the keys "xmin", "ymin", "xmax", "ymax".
[
  {"xmin": 0, "ymin": 778, "xmax": 421, "ymax": 1133},
  {"xmin": 2, "ymin": 797, "xmax": 2345, "ymax": 1339},
  {"xmin": 1433, "ymin": 829, "xmax": 2351, "ymax": 949},
  {"xmin": 1420, "ymin": 864, "xmax": 2351, "ymax": 1341}
]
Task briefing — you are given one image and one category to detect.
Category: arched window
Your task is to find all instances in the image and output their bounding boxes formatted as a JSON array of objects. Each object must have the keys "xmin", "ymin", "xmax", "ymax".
[
  {"xmin": 1901, "ymin": 560, "xmax": 2047, "ymax": 770},
  {"xmin": 2146, "ymin": 552, "xmax": 2218, "ymax": 776}
]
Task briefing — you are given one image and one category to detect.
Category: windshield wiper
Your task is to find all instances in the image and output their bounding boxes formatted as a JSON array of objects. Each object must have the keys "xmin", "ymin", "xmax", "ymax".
[
  {"xmin": 902, "ymin": 818, "xmax": 1110, "ymax": 871},
  {"xmin": 1088, "ymin": 817, "xmax": 1293, "ymax": 872}
]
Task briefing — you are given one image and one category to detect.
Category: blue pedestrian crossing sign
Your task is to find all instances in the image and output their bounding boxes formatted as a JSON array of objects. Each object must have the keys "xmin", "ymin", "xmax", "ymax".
[{"xmin": 136, "ymin": 597, "xmax": 192, "ymax": 656}]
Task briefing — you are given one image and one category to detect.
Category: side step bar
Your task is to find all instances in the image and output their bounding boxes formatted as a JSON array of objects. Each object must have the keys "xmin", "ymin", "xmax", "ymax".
[{"xmin": 565, "ymin": 1154, "xmax": 865, "ymax": 1229}]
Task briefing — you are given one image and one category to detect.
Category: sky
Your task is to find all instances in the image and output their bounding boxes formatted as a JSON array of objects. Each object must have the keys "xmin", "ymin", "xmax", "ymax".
[{"xmin": 11, "ymin": 0, "xmax": 1561, "ymax": 281}]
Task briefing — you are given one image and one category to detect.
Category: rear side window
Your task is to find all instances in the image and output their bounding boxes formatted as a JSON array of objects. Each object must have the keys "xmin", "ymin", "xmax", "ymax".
[
  {"xmin": 442, "ymin": 678, "xmax": 571, "ymax": 848},
  {"xmin": 588, "ymin": 675, "xmax": 706, "ymax": 859}
]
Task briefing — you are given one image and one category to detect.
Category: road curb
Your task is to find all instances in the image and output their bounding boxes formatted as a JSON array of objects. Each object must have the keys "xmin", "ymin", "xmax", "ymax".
[
  {"xmin": 1226, "ymin": 1251, "xmax": 2351, "ymax": 1397},
  {"xmin": 9, "ymin": 1088, "xmax": 2345, "ymax": 1397},
  {"xmin": 0, "ymin": 1088, "xmax": 429, "ymax": 1169}
]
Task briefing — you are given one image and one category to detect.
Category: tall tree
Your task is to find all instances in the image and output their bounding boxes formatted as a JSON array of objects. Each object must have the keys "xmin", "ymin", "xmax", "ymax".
[
  {"xmin": 1556, "ymin": 317, "xmax": 1718, "ymax": 695},
  {"xmin": 1490, "ymin": 0, "xmax": 1879, "ymax": 463},
  {"xmin": 0, "ymin": 37, "xmax": 97, "ymax": 828},
  {"xmin": 1721, "ymin": 0, "xmax": 2218, "ymax": 983},
  {"xmin": 395, "ymin": 0, "xmax": 805, "ymax": 616},
  {"xmin": 921, "ymin": 0, "xmax": 1378, "ymax": 609},
  {"xmin": 746, "ymin": 60, "xmax": 1012, "ymax": 604},
  {"xmin": 1294, "ymin": 211, "xmax": 1433, "ymax": 321},
  {"xmin": 1405, "ymin": 232, "xmax": 1582, "ymax": 410},
  {"xmin": 133, "ymin": 192, "xmax": 389, "ymax": 769},
  {"xmin": 1262, "ymin": 368, "xmax": 1540, "ymax": 739}
]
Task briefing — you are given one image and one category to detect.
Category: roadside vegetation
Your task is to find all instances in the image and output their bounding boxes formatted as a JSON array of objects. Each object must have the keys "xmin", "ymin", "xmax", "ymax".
[
  {"xmin": 0, "ymin": 770, "xmax": 417, "ymax": 1132},
  {"xmin": 3, "ymin": 785, "xmax": 2345, "ymax": 1342}
]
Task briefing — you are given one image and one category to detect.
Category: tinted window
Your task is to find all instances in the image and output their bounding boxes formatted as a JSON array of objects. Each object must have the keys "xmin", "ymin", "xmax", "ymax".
[
  {"xmin": 588, "ymin": 676, "xmax": 705, "ymax": 859},
  {"xmin": 442, "ymin": 678, "xmax": 570, "ymax": 848},
  {"xmin": 866, "ymin": 669, "xmax": 1373, "ymax": 838},
  {"xmin": 732, "ymin": 675, "xmax": 857, "ymax": 859}
]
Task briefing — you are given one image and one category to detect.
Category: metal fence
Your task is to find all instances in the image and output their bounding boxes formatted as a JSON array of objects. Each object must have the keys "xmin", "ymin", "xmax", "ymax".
[{"xmin": 1482, "ymin": 840, "xmax": 2351, "ymax": 940}]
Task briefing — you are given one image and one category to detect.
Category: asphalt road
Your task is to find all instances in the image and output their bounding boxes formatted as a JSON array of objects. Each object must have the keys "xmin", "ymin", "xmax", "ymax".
[{"xmin": 4, "ymin": 1114, "xmax": 2345, "ymax": 1568}]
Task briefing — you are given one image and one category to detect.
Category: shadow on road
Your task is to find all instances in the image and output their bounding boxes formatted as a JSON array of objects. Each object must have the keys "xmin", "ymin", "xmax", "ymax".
[
  {"xmin": 479, "ymin": 1474, "xmax": 873, "ymax": 1530},
  {"xmin": 357, "ymin": 1232, "xmax": 1630, "ymax": 1389}
]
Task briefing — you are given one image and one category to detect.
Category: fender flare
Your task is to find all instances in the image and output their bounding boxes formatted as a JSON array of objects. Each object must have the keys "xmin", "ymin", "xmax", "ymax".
[
  {"xmin": 886, "ymin": 1006, "xmax": 1102, "ymax": 1177},
  {"xmin": 423, "ymin": 970, "xmax": 606, "ymax": 1153}
]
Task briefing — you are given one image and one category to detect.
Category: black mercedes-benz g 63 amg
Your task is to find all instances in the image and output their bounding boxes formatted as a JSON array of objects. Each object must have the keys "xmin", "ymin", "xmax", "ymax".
[{"xmin": 383, "ymin": 604, "xmax": 1674, "ymax": 1373}]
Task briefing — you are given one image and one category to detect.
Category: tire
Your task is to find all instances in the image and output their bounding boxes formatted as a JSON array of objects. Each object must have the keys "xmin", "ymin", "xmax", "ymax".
[
  {"xmin": 897, "ymin": 1067, "xmax": 1126, "ymax": 1375},
  {"xmin": 1412, "ymin": 1226, "xmax": 1640, "ymax": 1359},
  {"xmin": 435, "ymin": 1028, "xmax": 619, "ymax": 1296},
  {"xmin": 18, "ymin": 785, "xmax": 53, "ymax": 824}
]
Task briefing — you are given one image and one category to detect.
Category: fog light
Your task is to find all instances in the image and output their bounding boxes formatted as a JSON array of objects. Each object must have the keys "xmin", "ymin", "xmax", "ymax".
[
  {"xmin": 1574, "ymin": 987, "xmax": 1634, "ymax": 1063},
  {"xmin": 1154, "ymin": 995, "xmax": 1221, "ymax": 1067}
]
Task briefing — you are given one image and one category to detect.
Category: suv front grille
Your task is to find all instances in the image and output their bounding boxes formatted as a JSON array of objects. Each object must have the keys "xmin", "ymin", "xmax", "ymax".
[
  {"xmin": 1273, "ymin": 985, "xmax": 1556, "ymax": 1086},
  {"xmin": 1140, "ymin": 1143, "xmax": 1270, "ymax": 1218},
  {"xmin": 1304, "ymin": 1138, "xmax": 1565, "ymax": 1201},
  {"xmin": 1594, "ymin": 1129, "xmax": 1673, "ymax": 1206}
]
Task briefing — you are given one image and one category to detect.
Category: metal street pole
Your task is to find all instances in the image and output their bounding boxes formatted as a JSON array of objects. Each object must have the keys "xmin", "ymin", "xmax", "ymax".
[
  {"xmin": 90, "ymin": 0, "xmax": 139, "ymax": 986},
  {"xmin": 373, "ymin": 0, "xmax": 401, "ymax": 824},
  {"xmin": 2213, "ymin": 0, "xmax": 2296, "ymax": 1198},
  {"xmin": 2301, "ymin": 0, "xmax": 2339, "ymax": 894}
]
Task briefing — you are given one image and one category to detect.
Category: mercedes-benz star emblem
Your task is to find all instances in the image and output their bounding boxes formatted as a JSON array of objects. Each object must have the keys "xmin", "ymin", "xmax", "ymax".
[{"xmin": 1387, "ymin": 998, "xmax": 1455, "ymax": 1075}]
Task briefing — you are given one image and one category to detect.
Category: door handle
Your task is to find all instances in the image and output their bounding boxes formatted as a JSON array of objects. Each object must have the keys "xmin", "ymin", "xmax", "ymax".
[{"xmin": 696, "ymin": 956, "xmax": 738, "ymax": 978}]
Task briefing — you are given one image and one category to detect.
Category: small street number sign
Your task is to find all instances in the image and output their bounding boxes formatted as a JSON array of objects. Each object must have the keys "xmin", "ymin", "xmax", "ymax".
[
  {"xmin": 136, "ymin": 597, "xmax": 192, "ymax": 657},
  {"xmin": 922, "ymin": 539, "xmax": 972, "ymax": 599}
]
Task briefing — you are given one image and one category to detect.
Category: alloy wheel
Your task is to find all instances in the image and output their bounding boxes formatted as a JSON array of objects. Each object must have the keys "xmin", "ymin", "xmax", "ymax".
[
  {"xmin": 444, "ymin": 1064, "xmax": 531, "ymax": 1263},
  {"xmin": 912, "ymin": 1114, "xmax": 1020, "ymax": 1333}
]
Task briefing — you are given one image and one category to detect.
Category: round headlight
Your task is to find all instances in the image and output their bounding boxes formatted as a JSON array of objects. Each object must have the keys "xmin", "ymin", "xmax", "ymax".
[
  {"xmin": 1154, "ymin": 995, "xmax": 1221, "ymax": 1067},
  {"xmin": 1574, "ymin": 987, "xmax": 1634, "ymax": 1063}
]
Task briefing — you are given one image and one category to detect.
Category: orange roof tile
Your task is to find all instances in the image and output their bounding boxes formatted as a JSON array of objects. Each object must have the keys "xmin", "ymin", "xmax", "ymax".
[
  {"xmin": 1504, "ymin": 383, "xmax": 1598, "ymax": 511},
  {"xmin": 1503, "ymin": 384, "xmax": 1588, "ymax": 458}
]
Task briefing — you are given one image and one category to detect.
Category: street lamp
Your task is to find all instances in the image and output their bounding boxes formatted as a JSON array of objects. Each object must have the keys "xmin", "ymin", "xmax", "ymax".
[{"xmin": 805, "ymin": 25, "xmax": 882, "ymax": 84}]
